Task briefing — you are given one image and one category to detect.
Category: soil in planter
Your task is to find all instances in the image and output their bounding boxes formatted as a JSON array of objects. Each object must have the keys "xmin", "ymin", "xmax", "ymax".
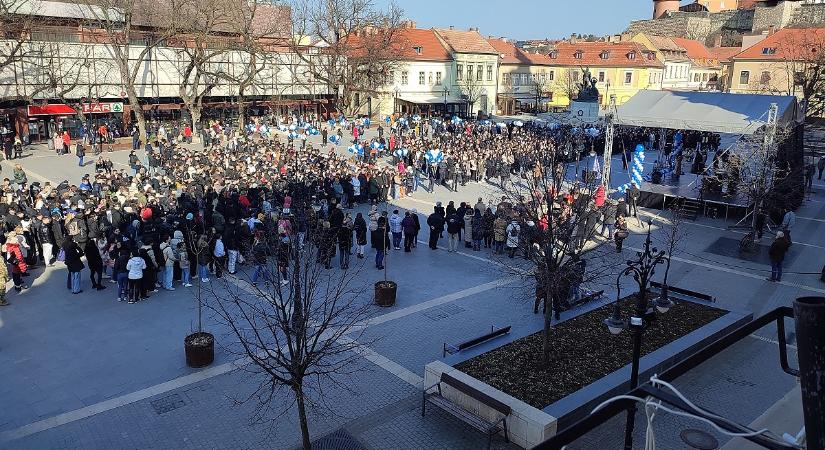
[
  {"xmin": 455, "ymin": 295, "xmax": 726, "ymax": 410},
  {"xmin": 185, "ymin": 332, "xmax": 213, "ymax": 347},
  {"xmin": 376, "ymin": 281, "xmax": 396, "ymax": 288}
]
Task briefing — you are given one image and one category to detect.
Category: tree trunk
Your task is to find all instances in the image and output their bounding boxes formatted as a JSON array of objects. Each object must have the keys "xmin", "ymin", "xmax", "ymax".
[
  {"xmin": 542, "ymin": 301, "xmax": 552, "ymax": 362},
  {"xmin": 190, "ymin": 105, "xmax": 202, "ymax": 130},
  {"xmin": 294, "ymin": 384, "xmax": 312, "ymax": 450},
  {"xmin": 129, "ymin": 91, "xmax": 148, "ymax": 148},
  {"xmin": 237, "ymin": 92, "xmax": 246, "ymax": 130}
]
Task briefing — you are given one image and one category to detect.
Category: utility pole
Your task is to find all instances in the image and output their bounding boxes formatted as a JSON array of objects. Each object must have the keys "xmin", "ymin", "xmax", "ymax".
[{"xmin": 602, "ymin": 94, "xmax": 617, "ymax": 189}]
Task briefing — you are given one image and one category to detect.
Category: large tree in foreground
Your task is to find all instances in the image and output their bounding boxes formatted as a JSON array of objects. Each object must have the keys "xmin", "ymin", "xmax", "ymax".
[{"xmin": 208, "ymin": 210, "xmax": 371, "ymax": 450}]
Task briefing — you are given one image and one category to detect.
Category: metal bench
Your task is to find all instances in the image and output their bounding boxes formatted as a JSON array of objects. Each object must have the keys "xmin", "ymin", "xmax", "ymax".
[
  {"xmin": 650, "ymin": 281, "xmax": 715, "ymax": 303},
  {"xmin": 422, "ymin": 372, "xmax": 511, "ymax": 450},
  {"xmin": 443, "ymin": 325, "xmax": 512, "ymax": 358}
]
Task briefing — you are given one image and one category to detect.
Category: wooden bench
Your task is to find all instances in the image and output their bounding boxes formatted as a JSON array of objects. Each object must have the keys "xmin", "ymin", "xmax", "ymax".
[
  {"xmin": 567, "ymin": 289, "xmax": 604, "ymax": 309},
  {"xmin": 442, "ymin": 325, "xmax": 511, "ymax": 358},
  {"xmin": 422, "ymin": 372, "xmax": 511, "ymax": 450},
  {"xmin": 650, "ymin": 281, "xmax": 715, "ymax": 303}
]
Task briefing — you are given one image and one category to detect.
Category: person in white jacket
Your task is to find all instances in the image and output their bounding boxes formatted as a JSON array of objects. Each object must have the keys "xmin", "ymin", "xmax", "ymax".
[
  {"xmin": 212, "ymin": 235, "xmax": 226, "ymax": 278},
  {"xmin": 126, "ymin": 249, "xmax": 146, "ymax": 304},
  {"xmin": 160, "ymin": 235, "xmax": 176, "ymax": 291}
]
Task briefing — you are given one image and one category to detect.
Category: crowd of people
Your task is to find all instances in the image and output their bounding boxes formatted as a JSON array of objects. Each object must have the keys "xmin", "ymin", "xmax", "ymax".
[{"xmin": 0, "ymin": 113, "xmax": 651, "ymax": 308}]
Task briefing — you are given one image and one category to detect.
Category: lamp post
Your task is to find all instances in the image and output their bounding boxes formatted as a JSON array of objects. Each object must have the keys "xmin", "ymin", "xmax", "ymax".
[
  {"xmin": 603, "ymin": 219, "xmax": 673, "ymax": 450},
  {"xmin": 394, "ymin": 87, "xmax": 400, "ymax": 115},
  {"xmin": 442, "ymin": 85, "xmax": 449, "ymax": 116}
]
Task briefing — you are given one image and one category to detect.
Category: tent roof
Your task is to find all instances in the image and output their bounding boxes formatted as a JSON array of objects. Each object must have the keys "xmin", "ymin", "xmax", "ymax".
[{"xmin": 614, "ymin": 90, "xmax": 802, "ymax": 135}]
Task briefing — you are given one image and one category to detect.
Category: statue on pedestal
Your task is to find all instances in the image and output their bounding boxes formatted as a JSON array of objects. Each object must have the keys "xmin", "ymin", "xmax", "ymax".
[{"xmin": 577, "ymin": 68, "xmax": 600, "ymax": 103}]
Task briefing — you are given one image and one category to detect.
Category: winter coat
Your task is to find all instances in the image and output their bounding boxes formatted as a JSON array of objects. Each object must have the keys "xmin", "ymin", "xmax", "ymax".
[
  {"xmin": 63, "ymin": 240, "xmax": 85, "ymax": 272},
  {"xmin": 446, "ymin": 214, "xmax": 462, "ymax": 235},
  {"xmin": 769, "ymin": 237, "xmax": 790, "ymax": 263},
  {"xmin": 5, "ymin": 242, "xmax": 27, "ymax": 273},
  {"xmin": 161, "ymin": 242, "xmax": 176, "ymax": 267},
  {"xmin": 371, "ymin": 225, "xmax": 390, "ymax": 251},
  {"xmin": 472, "ymin": 212, "xmax": 484, "ymax": 240},
  {"xmin": 493, "ymin": 217, "xmax": 508, "ymax": 242},
  {"xmin": 506, "ymin": 222, "xmax": 520, "ymax": 248},
  {"xmin": 126, "ymin": 256, "xmax": 146, "ymax": 279},
  {"xmin": 84, "ymin": 240, "xmax": 103, "ymax": 270},
  {"xmin": 463, "ymin": 211, "xmax": 474, "ymax": 242},
  {"xmin": 354, "ymin": 216, "xmax": 367, "ymax": 246},
  {"xmin": 401, "ymin": 215, "xmax": 416, "ymax": 235}
]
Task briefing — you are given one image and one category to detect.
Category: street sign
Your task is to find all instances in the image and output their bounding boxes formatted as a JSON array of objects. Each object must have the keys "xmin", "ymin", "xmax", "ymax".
[
  {"xmin": 569, "ymin": 101, "xmax": 599, "ymax": 124},
  {"xmin": 81, "ymin": 102, "xmax": 124, "ymax": 114}
]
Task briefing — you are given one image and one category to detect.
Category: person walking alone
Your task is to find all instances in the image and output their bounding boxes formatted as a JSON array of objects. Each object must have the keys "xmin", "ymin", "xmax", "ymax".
[{"xmin": 768, "ymin": 231, "xmax": 790, "ymax": 282}]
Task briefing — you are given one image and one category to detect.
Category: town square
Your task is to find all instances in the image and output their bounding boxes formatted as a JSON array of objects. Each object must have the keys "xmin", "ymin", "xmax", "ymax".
[{"xmin": 0, "ymin": 1, "xmax": 824, "ymax": 449}]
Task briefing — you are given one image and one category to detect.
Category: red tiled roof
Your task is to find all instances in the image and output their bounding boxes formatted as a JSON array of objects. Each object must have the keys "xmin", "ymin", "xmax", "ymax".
[
  {"xmin": 548, "ymin": 41, "xmax": 663, "ymax": 68},
  {"xmin": 707, "ymin": 46, "xmax": 743, "ymax": 63},
  {"xmin": 672, "ymin": 37, "xmax": 713, "ymax": 60},
  {"xmin": 486, "ymin": 38, "xmax": 553, "ymax": 65},
  {"xmin": 734, "ymin": 27, "xmax": 825, "ymax": 60},
  {"xmin": 434, "ymin": 29, "xmax": 498, "ymax": 54},
  {"xmin": 394, "ymin": 28, "xmax": 451, "ymax": 61}
]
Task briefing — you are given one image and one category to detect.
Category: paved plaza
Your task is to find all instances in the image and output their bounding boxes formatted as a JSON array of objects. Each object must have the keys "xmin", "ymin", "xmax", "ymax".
[{"xmin": 0, "ymin": 133, "xmax": 822, "ymax": 449}]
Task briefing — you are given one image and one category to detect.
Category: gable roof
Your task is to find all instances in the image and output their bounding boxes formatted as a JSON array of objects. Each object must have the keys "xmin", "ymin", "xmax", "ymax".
[
  {"xmin": 434, "ymin": 28, "xmax": 498, "ymax": 54},
  {"xmin": 708, "ymin": 46, "xmax": 743, "ymax": 63},
  {"xmin": 548, "ymin": 41, "xmax": 663, "ymax": 68},
  {"xmin": 394, "ymin": 28, "xmax": 451, "ymax": 61},
  {"xmin": 672, "ymin": 37, "xmax": 713, "ymax": 60},
  {"xmin": 734, "ymin": 27, "xmax": 825, "ymax": 61},
  {"xmin": 486, "ymin": 38, "xmax": 553, "ymax": 65}
]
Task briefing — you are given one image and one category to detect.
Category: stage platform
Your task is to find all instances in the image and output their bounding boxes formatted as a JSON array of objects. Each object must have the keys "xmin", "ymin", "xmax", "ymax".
[{"xmin": 636, "ymin": 172, "xmax": 751, "ymax": 221}]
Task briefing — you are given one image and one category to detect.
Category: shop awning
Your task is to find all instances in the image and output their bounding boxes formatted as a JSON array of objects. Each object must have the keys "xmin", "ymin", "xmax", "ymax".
[
  {"xmin": 398, "ymin": 95, "xmax": 455, "ymax": 105},
  {"xmin": 27, "ymin": 104, "xmax": 76, "ymax": 116}
]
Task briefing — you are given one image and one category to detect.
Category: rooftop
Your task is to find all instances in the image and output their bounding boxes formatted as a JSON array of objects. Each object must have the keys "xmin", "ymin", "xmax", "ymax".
[
  {"xmin": 433, "ymin": 28, "xmax": 498, "ymax": 55},
  {"xmin": 734, "ymin": 27, "xmax": 825, "ymax": 60},
  {"xmin": 486, "ymin": 38, "xmax": 554, "ymax": 66},
  {"xmin": 548, "ymin": 41, "xmax": 664, "ymax": 68}
]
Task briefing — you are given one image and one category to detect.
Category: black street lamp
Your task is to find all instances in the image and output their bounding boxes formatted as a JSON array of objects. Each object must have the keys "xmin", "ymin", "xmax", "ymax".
[
  {"xmin": 603, "ymin": 219, "xmax": 673, "ymax": 450},
  {"xmin": 394, "ymin": 87, "xmax": 400, "ymax": 114},
  {"xmin": 443, "ymin": 85, "xmax": 449, "ymax": 115}
]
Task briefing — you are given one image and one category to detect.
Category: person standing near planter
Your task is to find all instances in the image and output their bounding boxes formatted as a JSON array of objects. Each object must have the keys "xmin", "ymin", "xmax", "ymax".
[
  {"xmin": 63, "ymin": 236, "xmax": 85, "ymax": 294},
  {"xmin": 768, "ymin": 231, "xmax": 790, "ymax": 282},
  {"xmin": 126, "ymin": 249, "xmax": 146, "ymax": 304},
  {"xmin": 177, "ymin": 242, "xmax": 191, "ymax": 287},
  {"xmin": 372, "ymin": 216, "xmax": 390, "ymax": 270},
  {"xmin": 401, "ymin": 212, "xmax": 416, "ymax": 252},
  {"xmin": 212, "ymin": 234, "xmax": 225, "ymax": 279},
  {"xmin": 389, "ymin": 210, "xmax": 403, "ymax": 250}
]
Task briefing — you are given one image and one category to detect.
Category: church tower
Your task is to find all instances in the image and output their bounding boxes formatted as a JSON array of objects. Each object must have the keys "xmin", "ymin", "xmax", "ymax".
[{"xmin": 653, "ymin": 0, "xmax": 682, "ymax": 18}]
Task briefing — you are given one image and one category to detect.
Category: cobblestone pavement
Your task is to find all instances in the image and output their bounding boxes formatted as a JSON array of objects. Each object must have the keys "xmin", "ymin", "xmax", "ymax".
[{"xmin": 0, "ymin": 130, "xmax": 822, "ymax": 448}]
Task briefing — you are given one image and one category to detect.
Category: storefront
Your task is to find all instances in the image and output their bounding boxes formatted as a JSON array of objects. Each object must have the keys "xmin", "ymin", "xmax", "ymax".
[
  {"xmin": 26, "ymin": 103, "xmax": 80, "ymax": 143},
  {"xmin": 81, "ymin": 102, "xmax": 126, "ymax": 137}
]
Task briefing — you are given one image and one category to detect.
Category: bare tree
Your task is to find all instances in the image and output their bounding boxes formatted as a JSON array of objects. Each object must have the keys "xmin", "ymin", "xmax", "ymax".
[
  {"xmin": 458, "ymin": 70, "xmax": 484, "ymax": 116},
  {"xmin": 528, "ymin": 77, "xmax": 550, "ymax": 113},
  {"xmin": 498, "ymin": 143, "xmax": 616, "ymax": 362},
  {"xmin": 779, "ymin": 30, "xmax": 825, "ymax": 117},
  {"xmin": 654, "ymin": 205, "xmax": 689, "ymax": 292},
  {"xmin": 74, "ymin": 0, "xmax": 184, "ymax": 144},
  {"xmin": 0, "ymin": 0, "xmax": 30, "ymax": 75},
  {"xmin": 287, "ymin": 0, "xmax": 404, "ymax": 118},
  {"xmin": 207, "ymin": 217, "xmax": 371, "ymax": 450},
  {"xmin": 552, "ymin": 67, "xmax": 581, "ymax": 107}
]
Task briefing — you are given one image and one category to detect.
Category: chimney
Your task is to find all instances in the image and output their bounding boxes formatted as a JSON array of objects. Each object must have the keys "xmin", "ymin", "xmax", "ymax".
[
  {"xmin": 469, "ymin": 27, "xmax": 479, "ymax": 32},
  {"xmin": 449, "ymin": 25, "xmax": 454, "ymax": 30},
  {"xmin": 714, "ymin": 34, "xmax": 722, "ymax": 47}
]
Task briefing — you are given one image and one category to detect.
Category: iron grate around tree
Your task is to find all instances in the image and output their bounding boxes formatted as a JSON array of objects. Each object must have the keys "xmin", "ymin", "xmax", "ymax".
[
  {"xmin": 150, "ymin": 393, "xmax": 186, "ymax": 415},
  {"xmin": 300, "ymin": 429, "xmax": 368, "ymax": 450},
  {"xmin": 422, "ymin": 304, "xmax": 466, "ymax": 321}
]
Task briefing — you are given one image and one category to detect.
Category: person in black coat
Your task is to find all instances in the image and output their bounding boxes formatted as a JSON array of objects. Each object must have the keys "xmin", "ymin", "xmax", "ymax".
[
  {"xmin": 85, "ymin": 239, "xmax": 105, "ymax": 290},
  {"xmin": 337, "ymin": 220, "xmax": 353, "ymax": 269},
  {"xmin": 353, "ymin": 212, "xmax": 367, "ymax": 258},
  {"xmin": 371, "ymin": 216, "xmax": 390, "ymax": 269},
  {"xmin": 426, "ymin": 210, "xmax": 444, "ymax": 250},
  {"xmin": 63, "ymin": 236, "xmax": 85, "ymax": 294}
]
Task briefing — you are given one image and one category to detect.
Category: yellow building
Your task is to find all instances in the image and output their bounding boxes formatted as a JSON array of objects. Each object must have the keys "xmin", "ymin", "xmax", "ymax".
[
  {"xmin": 487, "ymin": 38, "xmax": 556, "ymax": 115},
  {"xmin": 544, "ymin": 41, "xmax": 664, "ymax": 109}
]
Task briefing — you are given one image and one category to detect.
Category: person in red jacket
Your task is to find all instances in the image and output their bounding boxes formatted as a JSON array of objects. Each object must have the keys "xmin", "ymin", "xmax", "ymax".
[
  {"xmin": 4, "ymin": 231, "xmax": 28, "ymax": 291},
  {"xmin": 61, "ymin": 130, "xmax": 71, "ymax": 155}
]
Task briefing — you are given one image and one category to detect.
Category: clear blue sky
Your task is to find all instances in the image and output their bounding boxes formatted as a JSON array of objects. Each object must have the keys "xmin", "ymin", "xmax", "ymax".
[{"xmin": 375, "ymin": 0, "xmax": 665, "ymax": 40}]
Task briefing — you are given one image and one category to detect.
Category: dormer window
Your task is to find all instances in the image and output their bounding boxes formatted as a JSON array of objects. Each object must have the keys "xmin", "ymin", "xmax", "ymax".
[
  {"xmin": 600, "ymin": 51, "xmax": 610, "ymax": 59},
  {"xmin": 645, "ymin": 52, "xmax": 654, "ymax": 60},
  {"xmin": 574, "ymin": 50, "xmax": 583, "ymax": 59},
  {"xmin": 413, "ymin": 46, "xmax": 422, "ymax": 55},
  {"xmin": 627, "ymin": 51, "xmax": 636, "ymax": 60},
  {"xmin": 549, "ymin": 51, "xmax": 558, "ymax": 59},
  {"xmin": 762, "ymin": 47, "xmax": 776, "ymax": 55}
]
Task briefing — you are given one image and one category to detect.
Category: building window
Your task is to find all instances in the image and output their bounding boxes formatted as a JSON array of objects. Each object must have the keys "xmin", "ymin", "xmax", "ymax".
[
  {"xmin": 487, "ymin": 65, "xmax": 493, "ymax": 81},
  {"xmin": 413, "ymin": 46, "xmax": 422, "ymax": 54},
  {"xmin": 598, "ymin": 71, "xmax": 605, "ymax": 82},
  {"xmin": 539, "ymin": 73, "xmax": 546, "ymax": 84},
  {"xmin": 521, "ymin": 73, "xmax": 528, "ymax": 85},
  {"xmin": 760, "ymin": 71, "xmax": 771, "ymax": 84},
  {"xmin": 477, "ymin": 66, "xmax": 483, "ymax": 81},
  {"xmin": 739, "ymin": 70, "xmax": 750, "ymax": 85},
  {"xmin": 624, "ymin": 72, "xmax": 632, "ymax": 84},
  {"xmin": 574, "ymin": 50, "xmax": 583, "ymax": 59},
  {"xmin": 549, "ymin": 70, "xmax": 555, "ymax": 81},
  {"xmin": 549, "ymin": 51, "xmax": 558, "ymax": 59},
  {"xmin": 436, "ymin": 71, "xmax": 442, "ymax": 85},
  {"xmin": 702, "ymin": 73, "xmax": 708, "ymax": 82},
  {"xmin": 503, "ymin": 73, "xmax": 510, "ymax": 85},
  {"xmin": 600, "ymin": 51, "xmax": 610, "ymax": 59},
  {"xmin": 694, "ymin": 73, "xmax": 700, "ymax": 82},
  {"xmin": 419, "ymin": 71, "xmax": 425, "ymax": 85},
  {"xmin": 571, "ymin": 70, "xmax": 580, "ymax": 82},
  {"xmin": 627, "ymin": 51, "xmax": 636, "ymax": 60},
  {"xmin": 428, "ymin": 72, "xmax": 433, "ymax": 85},
  {"xmin": 456, "ymin": 64, "xmax": 463, "ymax": 81},
  {"xmin": 513, "ymin": 73, "xmax": 520, "ymax": 86},
  {"xmin": 762, "ymin": 47, "xmax": 777, "ymax": 55},
  {"xmin": 467, "ymin": 65, "xmax": 473, "ymax": 81},
  {"xmin": 401, "ymin": 71, "xmax": 408, "ymax": 85}
]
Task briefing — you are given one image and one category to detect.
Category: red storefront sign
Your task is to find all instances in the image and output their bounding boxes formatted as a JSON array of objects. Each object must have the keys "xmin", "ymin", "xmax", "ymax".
[
  {"xmin": 27, "ymin": 104, "xmax": 77, "ymax": 116},
  {"xmin": 81, "ymin": 102, "xmax": 125, "ymax": 114}
]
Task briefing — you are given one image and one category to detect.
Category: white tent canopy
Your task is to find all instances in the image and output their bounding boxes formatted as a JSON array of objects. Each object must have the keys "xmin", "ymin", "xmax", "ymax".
[{"xmin": 614, "ymin": 90, "xmax": 803, "ymax": 135}]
